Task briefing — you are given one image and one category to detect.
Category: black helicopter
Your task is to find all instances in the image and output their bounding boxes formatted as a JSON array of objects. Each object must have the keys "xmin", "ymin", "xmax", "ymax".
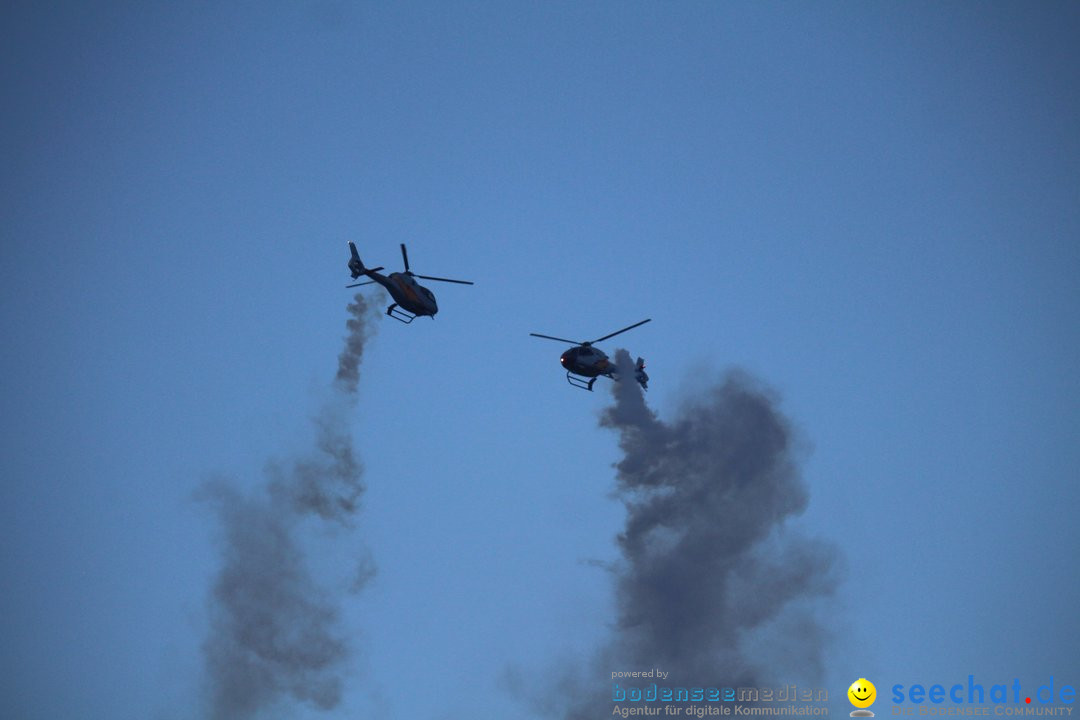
[
  {"xmin": 530, "ymin": 319, "xmax": 651, "ymax": 391},
  {"xmin": 347, "ymin": 242, "xmax": 473, "ymax": 323}
]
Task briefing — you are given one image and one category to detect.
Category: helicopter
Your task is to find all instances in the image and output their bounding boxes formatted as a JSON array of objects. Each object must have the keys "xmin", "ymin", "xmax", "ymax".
[
  {"xmin": 347, "ymin": 242, "xmax": 473, "ymax": 323},
  {"xmin": 530, "ymin": 319, "xmax": 651, "ymax": 391}
]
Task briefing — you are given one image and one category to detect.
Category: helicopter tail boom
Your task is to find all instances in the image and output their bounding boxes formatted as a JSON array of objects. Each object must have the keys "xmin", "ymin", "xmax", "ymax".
[{"xmin": 346, "ymin": 242, "xmax": 385, "ymax": 286}]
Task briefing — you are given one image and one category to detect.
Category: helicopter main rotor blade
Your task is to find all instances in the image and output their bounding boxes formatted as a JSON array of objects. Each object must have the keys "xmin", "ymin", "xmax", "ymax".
[
  {"xmin": 346, "ymin": 280, "xmax": 377, "ymax": 287},
  {"xmin": 591, "ymin": 318, "xmax": 652, "ymax": 344},
  {"xmin": 529, "ymin": 332, "xmax": 582, "ymax": 345},
  {"xmin": 400, "ymin": 243, "xmax": 410, "ymax": 272},
  {"xmin": 414, "ymin": 274, "xmax": 474, "ymax": 285}
]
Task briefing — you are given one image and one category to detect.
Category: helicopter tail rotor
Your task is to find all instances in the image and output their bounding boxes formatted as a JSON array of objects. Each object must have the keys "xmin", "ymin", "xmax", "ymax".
[
  {"xmin": 348, "ymin": 241, "xmax": 365, "ymax": 279},
  {"xmin": 635, "ymin": 357, "xmax": 649, "ymax": 390}
]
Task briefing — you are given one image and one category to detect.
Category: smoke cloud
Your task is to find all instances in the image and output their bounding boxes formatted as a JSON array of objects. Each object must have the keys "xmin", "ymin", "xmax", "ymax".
[
  {"xmin": 562, "ymin": 351, "xmax": 840, "ymax": 718},
  {"xmin": 200, "ymin": 295, "xmax": 376, "ymax": 720}
]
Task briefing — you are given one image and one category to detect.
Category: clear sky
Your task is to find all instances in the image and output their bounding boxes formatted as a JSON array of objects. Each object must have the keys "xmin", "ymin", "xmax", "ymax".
[{"xmin": 2, "ymin": 2, "xmax": 1078, "ymax": 719}]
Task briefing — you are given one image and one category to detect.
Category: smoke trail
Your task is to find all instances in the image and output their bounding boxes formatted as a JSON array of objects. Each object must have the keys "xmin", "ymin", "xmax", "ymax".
[
  {"xmin": 563, "ymin": 351, "xmax": 840, "ymax": 717},
  {"xmin": 201, "ymin": 294, "xmax": 377, "ymax": 720}
]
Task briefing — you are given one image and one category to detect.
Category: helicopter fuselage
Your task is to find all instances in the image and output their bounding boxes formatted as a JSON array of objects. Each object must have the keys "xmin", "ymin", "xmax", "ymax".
[
  {"xmin": 560, "ymin": 345, "xmax": 611, "ymax": 378},
  {"xmin": 560, "ymin": 345, "xmax": 648, "ymax": 389},
  {"xmin": 363, "ymin": 269, "xmax": 438, "ymax": 317}
]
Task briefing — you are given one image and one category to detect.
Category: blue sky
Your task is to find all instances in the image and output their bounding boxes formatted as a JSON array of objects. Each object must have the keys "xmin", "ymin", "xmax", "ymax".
[{"xmin": 2, "ymin": 2, "xmax": 1078, "ymax": 719}]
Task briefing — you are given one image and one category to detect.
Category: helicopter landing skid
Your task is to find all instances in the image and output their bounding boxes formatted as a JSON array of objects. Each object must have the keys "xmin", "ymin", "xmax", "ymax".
[
  {"xmin": 566, "ymin": 372, "xmax": 597, "ymax": 391},
  {"xmin": 386, "ymin": 304, "xmax": 417, "ymax": 324}
]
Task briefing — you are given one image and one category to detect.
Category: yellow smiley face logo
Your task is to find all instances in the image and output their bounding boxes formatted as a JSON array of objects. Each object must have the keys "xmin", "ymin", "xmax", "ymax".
[{"xmin": 848, "ymin": 679, "xmax": 876, "ymax": 708}]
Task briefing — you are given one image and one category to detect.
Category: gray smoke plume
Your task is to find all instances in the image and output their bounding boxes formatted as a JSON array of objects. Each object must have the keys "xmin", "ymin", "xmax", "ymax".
[
  {"xmin": 561, "ymin": 350, "xmax": 840, "ymax": 718},
  {"xmin": 200, "ymin": 294, "xmax": 376, "ymax": 720}
]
